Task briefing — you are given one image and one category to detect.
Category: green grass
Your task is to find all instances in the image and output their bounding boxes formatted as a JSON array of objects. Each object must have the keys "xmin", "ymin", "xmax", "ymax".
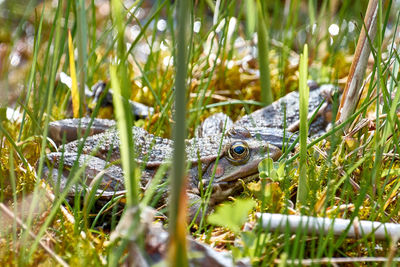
[
  {"xmin": 297, "ymin": 44, "xmax": 309, "ymax": 210},
  {"xmin": 256, "ymin": 0, "xmax": 272, "ymax": 105},
  {"xmin": 1, "ymin": 0, "xmax": 400, "ymax": 265},
  {"xmin": 169, "ymin": 0, "xmax": 190, "ymax": 265}
]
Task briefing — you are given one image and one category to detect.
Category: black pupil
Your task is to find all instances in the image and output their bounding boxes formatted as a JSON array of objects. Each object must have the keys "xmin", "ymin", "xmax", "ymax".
[{"xmin": 233, "ymin": 145, "xmax": 245, "ymax": 154}]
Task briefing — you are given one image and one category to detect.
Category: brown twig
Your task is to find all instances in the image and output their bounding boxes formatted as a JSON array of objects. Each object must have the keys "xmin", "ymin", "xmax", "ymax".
[
  {"xmin": 275, "ymin": 257, "xmax": 400, "ymax": 266},
  {"xmin": 336, "ymin": 0, "xmax": 379, "ymax": 129}
]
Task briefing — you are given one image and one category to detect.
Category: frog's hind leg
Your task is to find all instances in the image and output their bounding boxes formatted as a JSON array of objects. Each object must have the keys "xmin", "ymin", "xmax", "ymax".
[
  {"xmin": 42, "ymin": 152, "xmax": 125, "ymax": 198},
  {"xmin": 48, "ymin": 118, "xmax": 116, "ymax": 145}
]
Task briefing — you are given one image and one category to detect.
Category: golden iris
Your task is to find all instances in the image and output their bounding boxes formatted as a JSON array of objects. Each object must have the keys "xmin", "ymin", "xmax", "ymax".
[{"xmin": 227, "ymin": 141, "xmax": 250, "ymax": 164}]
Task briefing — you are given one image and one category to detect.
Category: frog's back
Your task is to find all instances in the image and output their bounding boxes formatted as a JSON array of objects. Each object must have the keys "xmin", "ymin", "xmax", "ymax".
[
  {"xmin": 62, "ymin": 126, "xmax": 174, "ymax": 166},
  {"xmin": 235, "ymin": 84, "xmax": 336, "ymax": 134},
  {"xmin": 62, "ymin": 126, "xmax": 229, "ymax": 168}
]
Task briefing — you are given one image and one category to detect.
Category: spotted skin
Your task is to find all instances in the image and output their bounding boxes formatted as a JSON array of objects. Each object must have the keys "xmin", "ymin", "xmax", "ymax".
[{"xmin": 44, "ymin": 83, "xmax": 336, "ymax": 218}]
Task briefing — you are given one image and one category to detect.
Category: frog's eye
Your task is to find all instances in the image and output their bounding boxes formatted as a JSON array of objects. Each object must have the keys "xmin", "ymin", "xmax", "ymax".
[{"xmin": 227, "ymin": 141, "xmax": 250, "ymax": 164}]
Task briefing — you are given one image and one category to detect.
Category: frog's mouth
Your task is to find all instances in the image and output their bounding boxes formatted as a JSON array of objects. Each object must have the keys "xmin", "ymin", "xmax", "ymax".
[
  {"xmin": 205, "ymin": 154, "xmax": 262, "ymax": 187},
  {"xmin": 210, "ymin": 173, "xmax": 259, "ymax": 203}
]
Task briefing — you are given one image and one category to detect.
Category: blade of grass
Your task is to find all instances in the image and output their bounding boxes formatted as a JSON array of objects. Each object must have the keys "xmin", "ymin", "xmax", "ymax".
[
  {"xmin": 257, "ymin": 0, "xmax": 272, "ymax": 105},
  {"xmin": 381, "ymin": 52, "xmax": 399, "ymax": 150},
  {"xmin": 297, "ymin": 44, "xmax": 309, "ymax": 210},
  {"xmin": 17, "ymin": 4, "xmax": 45, "ymax": 142},
  {"xmin": 245, "ymin": 0, "xmax": 256, "ymax": 38},
  {"xmin": 24, "ymin": 112, "xmax": 112, "ymax": 262},
  {"xmin": 189, "ymin": 18, "xmax": 231, "ymax": 132},
  {"xmin": 75, "ymin": 0, "xmax": 88, "ymax": 116},
  {"xmin": 168, "ymin": 0, "xmax": 190, "ymax": 265},
  {"xmin": 286, "ymin": 94, "xmax": 378, "ymax": 165},
  {"xmin": 27, "ymin": 156, "xmax": 105, "ymax": 262},
  {"xmin": 88, "ymin": 0, "xmax": 97, "ymax": 85},
  {"xmin": 9, "ymin": 149, "xmax": 18, "ymax": 264},
  {"xmin": 141, "ymin": 163, "xmax": 170, "ymax": 207},
  {"xmin": 109, "ymin": 65, "xmax": 137, "ymax": 207},
  {"xmin": 369, "ymin": 0, "xmax": 384, "ymax": 211},
  {"xmin": 108, "ymin": 0, "xmax": 141, "ymax": 264},
  {"xmin": 110, "ymin": 0, "xmax": 137, "ymax": 204},
  {"xmin": 67, "ymin": 30, "xmax": 80, "ymax": 118}
]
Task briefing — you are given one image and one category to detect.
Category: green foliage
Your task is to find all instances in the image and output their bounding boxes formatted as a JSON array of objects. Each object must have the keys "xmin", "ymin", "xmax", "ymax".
[
  {"xmin": 207, "ymin": 198, "xmax": 256, "ymax": 233},
  {"xmin": 258, "ymin": 157, "xmax": 285, "ymax": 182}
]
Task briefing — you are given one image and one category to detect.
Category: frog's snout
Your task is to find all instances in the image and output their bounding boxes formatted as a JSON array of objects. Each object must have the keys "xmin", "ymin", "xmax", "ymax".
[{"xmin": 256, "ymin": 143, "xmax": 282, "ymax": 161}]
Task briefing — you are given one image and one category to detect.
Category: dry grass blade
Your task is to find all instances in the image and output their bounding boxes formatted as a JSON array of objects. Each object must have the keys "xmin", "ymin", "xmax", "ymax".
[
  {"xmin": 67, "ymin": 30, "xmax": 81, "ymax": 118},
  {"xmin": 336, "ymin": 0, "xmax": 379, "ymax": 128},
  {"xmin": 42, "ymin": 183, "xmax": 76, "ymax": 224}
]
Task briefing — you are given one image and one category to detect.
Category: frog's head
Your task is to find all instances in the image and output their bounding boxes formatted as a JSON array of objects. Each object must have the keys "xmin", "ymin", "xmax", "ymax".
[{"xmin": 196, "ymin": 127, "xmax": 282, "ymax": 204}]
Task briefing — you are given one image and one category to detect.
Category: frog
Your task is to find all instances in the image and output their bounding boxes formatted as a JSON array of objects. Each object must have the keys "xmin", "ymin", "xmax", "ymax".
[{"xmin": 43, "ymin": 82, "xmax": 336, "ymax": 219}]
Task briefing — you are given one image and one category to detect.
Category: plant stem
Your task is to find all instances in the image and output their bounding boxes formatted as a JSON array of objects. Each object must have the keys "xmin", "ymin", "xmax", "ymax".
[{"xmin": 168, "ymin": 0, "xmax": 190, "ymax": 266}]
